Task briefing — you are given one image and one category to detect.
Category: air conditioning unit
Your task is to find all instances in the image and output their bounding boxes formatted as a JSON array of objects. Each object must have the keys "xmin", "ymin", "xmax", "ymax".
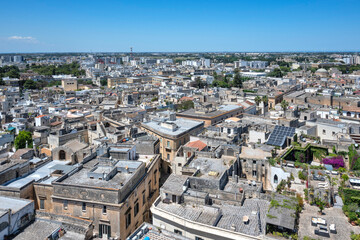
[
  {"xmin": 141, "ymin": 225, "xmax": 149, "ymax": 235},
  {"xmin": 136, "ymin": 232, "xmax": 143, "ymax": 239}
]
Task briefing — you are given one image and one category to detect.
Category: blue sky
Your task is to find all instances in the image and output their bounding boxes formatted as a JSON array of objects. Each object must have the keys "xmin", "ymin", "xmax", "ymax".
[{"xmin": 0, "ymin": 0, "xmax": 359, "ymax": 53}]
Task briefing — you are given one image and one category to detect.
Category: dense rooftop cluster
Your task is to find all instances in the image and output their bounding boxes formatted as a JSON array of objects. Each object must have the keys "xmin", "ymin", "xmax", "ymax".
[{"xmin": 0, "ymin": 52, "xmax": 360, "ymax": 239}]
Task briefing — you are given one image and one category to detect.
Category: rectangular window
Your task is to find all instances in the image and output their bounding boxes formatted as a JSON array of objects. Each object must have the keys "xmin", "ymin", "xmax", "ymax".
[
  {"xmin": 143, "ymin": 212, "xmax": 147, "ymax": 222},
  {"xmin": 126, "ymin": 211, "xmax": 131, "ymax": 228},
  {"xmin": 99, "ymin": 224, "xmax": 111, "ymax": 238},
  {"xmin": 20, "ymin": 213, "xmax": 29, "ymax": 225},
  {"xmin": 143, "ymin": 192, "xmax": 146, "ymax": 206},
  {"xmin": 174, "ymin": 229, "xmax": 182, "ymax": 235},
  {"xmin": 252, "ymin": 170, "xmax": 257, "ymax": 177},
  {"xmin": 154, "ymin": 170, "xmax": 157, "ymax": 185},
  {"xmin": 195, "ymin": 237, "xmax": 204, "ymax": 240},
  {"xmin": 63, "ymin": 200, "xmax": 68, "ymax": 210},
  {"xmin": 167, "ymin": 141, "xmax": 170, "ymax": 148},
  {"xmin": 82, "ymin": 202, "xmax": 86, "ymax": 212},
  {"xmin": 323, "ymin": 129, "xmax": 326, "ymax": 134},
  {"xmin": 167, "ymin": 154, "xmax": 170, "ymax": 160},
  {"xmin": 102, "ymin": 206, "xmax": 107, "ymax": 214},
  {"xmin": 148, "ymin": 180, "xmax": 152, "ymax": 198},
  {"xmin": 172, "ymin": 195, "xmax": 177, "ymax": 203},
  {"xmin": 40, "ymin": 199, "xmax": 45, "ymax": 210},
  {"xmin": 134, "ymin": 202, "xmax": 139, "ymax": 216}
]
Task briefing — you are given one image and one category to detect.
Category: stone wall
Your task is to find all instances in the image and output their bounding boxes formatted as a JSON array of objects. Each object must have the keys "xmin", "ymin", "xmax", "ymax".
[{"xmin": 36, "ymin": 211, "xmax": 93, "ymax": 240}]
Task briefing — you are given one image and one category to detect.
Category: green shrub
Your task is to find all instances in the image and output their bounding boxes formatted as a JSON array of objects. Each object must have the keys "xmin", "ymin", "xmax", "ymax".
[
  {"xmin": 349, "ymin": 203, "xmax": 359, "ymax": 212},
  {"xmin": 298, "ymin": 170, "xmax": 307, "ymax": 180},
  {"xmin": 349, "ymin": 212, "xmax": 358, "ymax": 222},
  {"xmin": 351, "ymin": 232, "xmax": 360, "ymax": 240}
]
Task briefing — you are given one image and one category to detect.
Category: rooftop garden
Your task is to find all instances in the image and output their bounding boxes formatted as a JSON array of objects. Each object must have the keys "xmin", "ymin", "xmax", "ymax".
[
  {"xmin": 340, "ymin": 188, "xmax": 360, "ymax": 225},
  {"xmin": 322, "ymin": 156, "xmax": 345, "ymax": 169},
  {"xmin": 282, "ymin": 143, "xmax": 328, "ymax": 165}
]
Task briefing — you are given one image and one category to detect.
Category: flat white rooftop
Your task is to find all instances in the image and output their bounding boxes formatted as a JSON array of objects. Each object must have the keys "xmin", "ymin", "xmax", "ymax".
[
  {"xmin": 0, "ymin": 196, "xmax": 32, "ymax": 213},
  {"xmin": 5, "ymin": 160, "xmax": 71, "ymax": 188}
]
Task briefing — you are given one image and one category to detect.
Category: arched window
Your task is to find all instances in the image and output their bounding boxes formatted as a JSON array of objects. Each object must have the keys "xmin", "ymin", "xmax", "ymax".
[
  {"xmin": 59, "ymin": 150, "xmax": 66, "ymax": 160},
  {"xmin": 274, "ymin": 174, "xmax": 278, "ymax": 184}
]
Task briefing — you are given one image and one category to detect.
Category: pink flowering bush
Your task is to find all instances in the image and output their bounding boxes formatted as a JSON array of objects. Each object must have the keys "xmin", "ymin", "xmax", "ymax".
[{"xmin": 322, "ymin": 156, "xmax": 345, "ymax": 169}]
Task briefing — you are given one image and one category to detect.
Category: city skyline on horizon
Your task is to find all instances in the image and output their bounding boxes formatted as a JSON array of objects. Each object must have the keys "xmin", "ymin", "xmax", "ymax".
[{"xmin": 1, "ymin": 50, "xmax": 360, "ymax": 55}]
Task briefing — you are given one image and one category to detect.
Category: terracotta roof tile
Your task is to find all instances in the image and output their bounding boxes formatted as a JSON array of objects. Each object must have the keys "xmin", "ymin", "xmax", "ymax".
[{"xmin": 185, "ymin": 140, "xmax": 207, "ymax": 151}]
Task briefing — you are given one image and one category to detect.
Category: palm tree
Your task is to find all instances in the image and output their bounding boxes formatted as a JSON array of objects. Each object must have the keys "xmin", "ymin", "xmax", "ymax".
[
  {"xmin": 281, "ymin": 100, "xmax": 289, "ymax": 112},
  {"xmin": 255, "ymin": 96, "xmax": 262, "ymax": 106},
  {"xmin": 315, "ymin": 197, "xmax": 325, "ymax": 214},
  {"xmin": 312, "ymin": 148, "xmax": 326, "ymax": 161},
  {"xmin": 262, "ymin": 95, "xmax": 268, "ymax": 106}
]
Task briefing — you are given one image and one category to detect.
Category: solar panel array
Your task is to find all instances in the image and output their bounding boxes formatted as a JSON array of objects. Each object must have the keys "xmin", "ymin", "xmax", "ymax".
[{"xmin": 267, "ymin": 125, "xmax": 296, "ymax": 147}]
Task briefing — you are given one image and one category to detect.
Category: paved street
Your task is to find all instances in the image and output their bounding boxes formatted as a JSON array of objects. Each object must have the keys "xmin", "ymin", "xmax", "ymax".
[{"xmin": 298, "ymin": 204, "xmax": 360, "ymax": 240}]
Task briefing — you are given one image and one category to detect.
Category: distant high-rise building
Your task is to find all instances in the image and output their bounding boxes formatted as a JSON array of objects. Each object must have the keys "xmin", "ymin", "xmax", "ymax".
[
  {"xmin": 343, "ymin": 55, "xmax": 360, "ymax": 65},
  {"xmin": 145, "ymin": 59, "xmax": 157, "ymax": 65},
  {"xmin": 122, "ymin": 56, "xmax": 130, "ymax": 62},
  {"xmin": 200, "ymin": 58, "xmax": 211, "ymax": 67},
  {"xmin": 234, "ymin": 60, "xmax": 267, "ymax": 69},
  {"xmin": 1, "ymin": 55, "xmax": 11, "ymax": 63},
  {"xmin": 13, "ymin": 55, "xmax": 24, "ymax": 63}
]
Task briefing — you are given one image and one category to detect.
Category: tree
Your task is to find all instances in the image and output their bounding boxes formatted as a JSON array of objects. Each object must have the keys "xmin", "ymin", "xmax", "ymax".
[
  {"xmin": 100, "ymin": 79, "xmax": 107, "ymax": 86},
  {"xmin": 312, "ymin": 148, "xmax": 327, "ymax": 160},
  {"xmin": 6, "ymin": 69, "xmax": 20, "ymax": 78},
  {"xmin": 14, "ymin": 131, "xmax": 33, "ymax": 150},
  {"xmin": 281, "ymin": 100, "xmax": 289, "ymax": 112},
  {"xmin": 298, "ymin": 170, "xmax": 307, "ymax": 181},
  {"xmin": 177, "ymin": 100, "xmax": 194, "ymax": 111},
  {"xmin": 23, "ymin": 80, "xmax": 38, "ymax": 90},
  {"xmin": 267, "ymin": 68, "xmax": 283, "ymax": 78},
  {"xmin": 276, "ymin": 179, "xmax": 287, "ymax": 193},
  {"xmin": 194, "ymin": 77, "xmax": 206, "ymax": 89},
  {"xmin": 262, "ymin": 95, "xmax": 268, "ymax": 106},
  {"xmin": 349, "ymin": 144, "xmax": 360, "ymax": 170},
  {"xmin": 315, "ymin": 197, "xmax": 326, "ymax": 214},
  {"xmin": 332, "ymin": 145, "xmax": 337, "ymax": 154},
  {"xmin": 212, "ymin": 71, "xmax": 219, "ymax": 81},
  {"xmin": 232, "ymin": 73, "xmax": 242, "ymax": 88},
  {"xmin": 342, "ymin": 174, "xmax": 349, "ymax": 182},
  {"xmin": 30, "ymin": 62, "xmax": 85, "ymax": 76},
  {"xmin": 351, "ymin": 232, "xmax": 360, "ymax": 240},
  {"xmin": 286, "ymin": 176, "xmax": 292, "ymax": 188},
  {"xmin": 255, "ymin": 96, "xmax": 262, "ymax": 106},
  {"xmin": 296, "ymin": 193, "xmax": 304, "ymax": 211}
]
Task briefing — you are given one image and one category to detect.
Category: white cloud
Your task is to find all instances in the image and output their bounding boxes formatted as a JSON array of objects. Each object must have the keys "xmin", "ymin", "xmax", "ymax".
[{"xmin": 8, "ymin": 36, "xmax": 38, "ymax": 43}]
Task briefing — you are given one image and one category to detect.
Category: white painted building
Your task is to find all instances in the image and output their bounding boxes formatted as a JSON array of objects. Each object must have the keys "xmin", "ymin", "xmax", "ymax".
[
  {"xmin": 270, "ymin": 167, "xmax": 290, "ymax": 191},
  {"xmin": 0, "ymin": 196, "xmax": 35, "ymax": 239}
]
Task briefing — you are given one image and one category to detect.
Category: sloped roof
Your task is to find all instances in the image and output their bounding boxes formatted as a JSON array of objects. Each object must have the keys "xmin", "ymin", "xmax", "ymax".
[
  {"xmin": 185, "ymin": 140, "xmax": 207, "ymax": 151},
  {"xmin": 63, "ymin": 140, "xmax": 88, "ymax": 152}
]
